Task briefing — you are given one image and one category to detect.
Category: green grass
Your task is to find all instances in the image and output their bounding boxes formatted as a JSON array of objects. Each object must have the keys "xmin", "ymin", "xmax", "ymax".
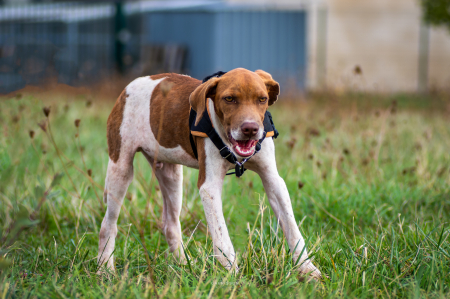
[{"xmin": 0, "ymin": 91, "xmax": 449, "ymax": 298}]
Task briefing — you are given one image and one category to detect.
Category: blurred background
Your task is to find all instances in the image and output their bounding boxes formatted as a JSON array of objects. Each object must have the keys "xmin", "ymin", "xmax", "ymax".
[
  {"xmin": 1, "ymin": 2, "xmax": 450, "ymax": 296},
  {"xmin": 0, "ymin": 0, "xmax": 449, "ymax": 95}
]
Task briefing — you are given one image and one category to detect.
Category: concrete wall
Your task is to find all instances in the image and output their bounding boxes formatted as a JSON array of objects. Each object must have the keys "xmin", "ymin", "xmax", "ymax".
[{"xmin": 227, "ymin": 0, "xmax": 450, "ymax": 92}]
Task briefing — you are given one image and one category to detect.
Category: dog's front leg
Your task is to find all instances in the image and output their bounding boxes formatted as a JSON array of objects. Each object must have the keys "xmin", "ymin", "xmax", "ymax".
[
  {"xmin": 248, "ymin": 138, "xmax": 322, "ymax": 279},
  {"xmin": 197, "ymin": 138, "xmax": 237, "ymax": 271}
]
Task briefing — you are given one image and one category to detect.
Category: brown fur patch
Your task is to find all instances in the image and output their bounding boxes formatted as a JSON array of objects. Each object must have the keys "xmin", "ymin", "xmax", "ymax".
[
  {"xmin": 189, "ymin": 77, "xmax": 220, "ymax": 126},
  {"xmin": 150, "ymin": 74, "xmax": 202, "ymax": 159},
  {"xmin": 255, "ymin": 70, "xmax": 280, "ymax": 105},
  {"xmin": 196, "ymin": 137, "xmax": 206, "ymax": 189},
  {"xmin": 107, "ymin": 90, "xmax": 127, "ymax": 162}
]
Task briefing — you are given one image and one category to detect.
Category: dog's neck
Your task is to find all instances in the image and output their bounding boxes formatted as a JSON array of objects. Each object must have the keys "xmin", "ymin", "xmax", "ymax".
[{"xmin": 207, "ymin": 98, "xmax": 228, "ymax": 143}]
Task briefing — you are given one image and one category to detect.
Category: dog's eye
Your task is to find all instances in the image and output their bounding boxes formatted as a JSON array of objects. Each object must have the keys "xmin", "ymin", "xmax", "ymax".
[
  {"xmin": 259, "ymin": 97, "xmax": 267, "ymax": 103},
  {"xmin": 224, "ymin": 96, "xmax": 233, "ymax": 102}
]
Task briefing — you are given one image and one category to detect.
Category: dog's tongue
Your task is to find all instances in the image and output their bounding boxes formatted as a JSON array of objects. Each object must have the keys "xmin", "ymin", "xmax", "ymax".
[
  {"xmin": 237, "ymin": 140, "xmax": 255, "ymax": 148},
  {"xmin": 234, "ymin": 139, "xmax": 257, "ymax": 157}
]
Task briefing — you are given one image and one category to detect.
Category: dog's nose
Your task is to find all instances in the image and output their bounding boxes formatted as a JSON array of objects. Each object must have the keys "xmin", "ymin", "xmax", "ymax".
[{"xmin": 241, "ymin": 122, "xmax": 259, "ymax": 138}]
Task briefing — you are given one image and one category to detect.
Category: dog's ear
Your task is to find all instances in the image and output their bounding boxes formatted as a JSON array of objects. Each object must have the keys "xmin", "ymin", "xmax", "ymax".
[
  {"xmin": 189, "ymin": 77, "xmax": 220, "ymax": 125},
  {"xmin": 255, "ymin": 70, "xmax": 280, "ymax": 106}
]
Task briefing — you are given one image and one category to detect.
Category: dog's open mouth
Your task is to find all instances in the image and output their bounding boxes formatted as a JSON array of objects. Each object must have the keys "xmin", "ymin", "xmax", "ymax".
[{"xmin": 228, "ymin": 135, "xmax": 257, "ymax": 157}]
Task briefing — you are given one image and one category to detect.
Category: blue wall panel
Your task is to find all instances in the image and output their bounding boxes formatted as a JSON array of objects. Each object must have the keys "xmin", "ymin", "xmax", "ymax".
[
  {"xmin": 214, "ymin": 10, "xmax": 307, "ymax": 88},
  {"xmin": 144, "ymin": 12, "xmax": 216, "ymax": 79},
  {"xmin": 144, "ymin": 9, "xmax": 307, "ymax": 88}
]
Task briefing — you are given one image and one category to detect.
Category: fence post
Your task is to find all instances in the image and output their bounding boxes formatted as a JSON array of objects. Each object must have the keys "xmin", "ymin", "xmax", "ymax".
[{"xmin": 114, "ymin": 1, "xmax": 127, "ymax": 74}]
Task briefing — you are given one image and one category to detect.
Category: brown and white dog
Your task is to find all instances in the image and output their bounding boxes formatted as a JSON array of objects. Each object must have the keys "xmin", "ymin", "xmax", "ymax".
[{"xmin": 98, "ymin": 68, "xmax": 322, "ymax": 279}]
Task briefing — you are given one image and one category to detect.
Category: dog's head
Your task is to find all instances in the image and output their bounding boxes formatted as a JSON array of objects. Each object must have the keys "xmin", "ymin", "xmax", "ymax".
[{"xmin": 190, "ymin": 68, "xmax": 280, "ymax": 158}]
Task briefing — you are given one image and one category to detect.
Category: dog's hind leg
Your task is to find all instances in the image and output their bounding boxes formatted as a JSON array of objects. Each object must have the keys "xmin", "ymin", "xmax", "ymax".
[
  {"xmin": 143, "ymin": 154, "xmax": 186, "ymax": 262},
  {"xmin": 98, "ymin": 155, "xmax": 134, "ymax": 272},
  {"xmin": 156, "ymin": 163, "xmax": 186, "ymax": 262}
]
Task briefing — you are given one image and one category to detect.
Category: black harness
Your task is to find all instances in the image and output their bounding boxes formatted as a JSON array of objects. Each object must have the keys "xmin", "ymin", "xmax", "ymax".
[{"xmin": 189, "ymin": 71, "xmax": 279, "ymax": 177}]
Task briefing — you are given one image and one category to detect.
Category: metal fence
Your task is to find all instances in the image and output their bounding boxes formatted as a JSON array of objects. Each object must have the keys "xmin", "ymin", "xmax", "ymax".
[{"xmin": 0, "ymin": 0, "xmax": 307, "ymax": 94}]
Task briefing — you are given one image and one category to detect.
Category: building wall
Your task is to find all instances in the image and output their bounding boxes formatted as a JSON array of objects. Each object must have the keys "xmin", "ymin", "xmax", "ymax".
[
  {"xmin": 144, "ymin": 12, "xmax": 216, "ymax": 78},
  {"xmin": 213, "ymin": 10, "xmax": 307, "ymax": 89},
  {"xmin": 145, "ymin": 9, "xmax": 307, "ymax": 88},
  {"xmin": 227, "ymin": 0, "xmax": 450, "ymax": 92}
]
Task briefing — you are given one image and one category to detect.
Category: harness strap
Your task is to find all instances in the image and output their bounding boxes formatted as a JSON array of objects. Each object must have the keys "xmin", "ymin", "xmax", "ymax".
[
  {"xmin": 202, "ymin": 71, "xmax": 228, "ymax": 83},
  {"xmin": 189, "ymin": 106, "xmax": 276, "ymax": 177},
  {"xmin": 189, "ymin": 109, "xmax": 199, "ymax": 160}
]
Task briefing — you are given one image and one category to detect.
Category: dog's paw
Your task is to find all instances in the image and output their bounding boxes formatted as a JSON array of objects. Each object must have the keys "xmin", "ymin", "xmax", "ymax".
[
  {"xmin": 96, "ymin": 258, "xmax": 116, "ymax": 276},
  {"xmin": 298, "ymin": 262, "xmax": 323, "ymax": 282},
  {"xmin": 96, "ymin": 266, "xmax": 115, "ymax": 277}
]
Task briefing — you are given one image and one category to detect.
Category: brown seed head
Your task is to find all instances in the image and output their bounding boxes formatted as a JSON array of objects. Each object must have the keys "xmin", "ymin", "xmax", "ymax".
[
  {"xmin": 308, "ymin": 154, "xmax": 314, "ymax": 160},
  {"xmin": 298, "ymin": 181, "xmax": 304, "ymax": 189},
  {"xmin": 390, "ymin": 101, "xmax": 397, "ymax": 114},
  {"xmin": 38, "ymin": 121, "xmax": 47, "ymax": 132},
  {"xmin": 87, "ymin": 169, "xmax": 92, "ymax": 177},
  {"xmin": 74, "ymin": 119, "xmax": 80, "ymax": 128},
  {"xmin": 343, "ymin": 148, "xmax": 350, "ymax": 155},
  {"xmin": 286, "ymin": 139, "xmax": 296, "ymax": 149},
  {"xmin": 29, "ymin": 130, "xmax": 35, "ymax": 139},
  {"xmin": 437, "ymin": 167, "xmax": 448, "ymax": 177},
  {"xmin": 266, "ymin": 274, "xmax": 273, "ymax": 285},
  {"xmin": 362, "ymin": 158, "xmax": 369, "ymax": 166},
  {"xmin": 307, "ymin": 127, "xmax": 320, "ymax": 137},
  {"xmin": 402, "ymin": 167, "xmax": 416, "ymax": 175},
  {"xmin": 43, "ymin": 106, "xmax": 51, "ymax": 117},
  {"xmin": 86, "ymin": 100, "xmax": 92, "ymax": 108}
]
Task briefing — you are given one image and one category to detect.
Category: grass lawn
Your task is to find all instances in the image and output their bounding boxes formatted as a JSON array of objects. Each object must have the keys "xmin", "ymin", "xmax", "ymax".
[{"xmin": 0, "ymin": 89, "xmax": 449, "ymax": 298}]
